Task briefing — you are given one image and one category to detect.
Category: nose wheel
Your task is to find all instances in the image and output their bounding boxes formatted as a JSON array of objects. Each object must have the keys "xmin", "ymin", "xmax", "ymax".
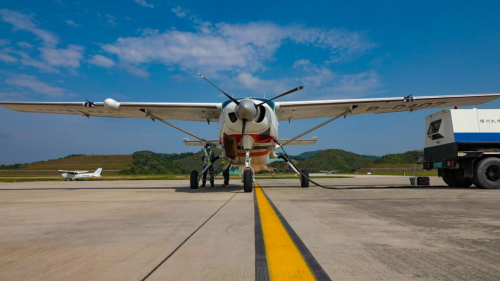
[
  {"xmin": 243, "ymin": 169, "xmax": 253, "ymax": 193},
  {"xmin": 190, "ymin": 170, "xmax": 199, "ymax": 189}
]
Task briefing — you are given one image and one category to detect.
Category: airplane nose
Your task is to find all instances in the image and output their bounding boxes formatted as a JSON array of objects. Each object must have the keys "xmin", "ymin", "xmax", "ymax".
[{"xmin": 235, "ymin": 99, "xmax": 257, "ymax": 121}]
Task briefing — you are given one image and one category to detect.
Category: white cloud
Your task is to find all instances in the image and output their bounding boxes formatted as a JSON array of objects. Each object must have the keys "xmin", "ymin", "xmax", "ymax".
[
  {"xmin": 0, "ymin": 9, "xmax": 85, "ymax": 70},
  {"xmin": 6, "ymin": 75, "xmax": 67, "ymax": 98},
  {"xmin": 234, "ymin": 63, "xmax": 380, "ymax": 99},
  {"xmin": 19, "ymin": 53, "xmax": 60, "ymax": 73},
  {"xmin": 40, "ymin": 45, "xmax": 85, "ymax": 68},
  {"xmin": 65, "ymin": 19, "xmax": 81, "ymax": 27},
  {"xmin": 88, "ymin": 54, "xmax": 115, "ymax": 67},
  {"xmin": 101, "ymin": 20, "xmax": 374, "ymax": 76},
  {"xmin": 0, "ymin": 52, "xmax": 18, "ymax": 63},
  {"xmin": 17, "ymin": 41, "xmax": 33, "ymax": 48},
  {"xmin": 134, "ymin": 0, "xmax": 154, "ymax": 8},
  {"xmin": 172, "ymin": 6, "xmax": 188, "ymax": 18},
  {"xmin": 0, "ymin": 39, "xmax": 11, "ymax": 46},
  {"xmin": 0, "ymin": 9, "xmax": 59, "ymax": 47},
  {"xmin": 119, "ymin": 64, "xmax": 150, "ymax": 78}
]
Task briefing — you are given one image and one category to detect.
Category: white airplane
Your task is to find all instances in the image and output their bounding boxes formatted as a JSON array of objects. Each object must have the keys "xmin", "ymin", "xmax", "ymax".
[
  {"xmin": 320, "ymin": 170, "xmax": 339, "ymax": 175},
  {"xmin": 1, "ymin": 75, "xmax": 499, "ymax": 192},
  {"xmin": 59, "ymin": 168, "xmax": 102, "ymax": 181}
]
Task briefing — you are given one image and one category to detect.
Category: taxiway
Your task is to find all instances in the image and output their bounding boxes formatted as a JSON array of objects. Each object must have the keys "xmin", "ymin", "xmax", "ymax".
[{"xmin": 1, "ymin": 176, "xmax": 499, "ymax": 280}]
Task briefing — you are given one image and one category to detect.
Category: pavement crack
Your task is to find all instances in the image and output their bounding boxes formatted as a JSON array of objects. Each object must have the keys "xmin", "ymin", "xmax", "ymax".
[{"xmin": 140, "ymin": 192, "xmax": 238, "ymax": 281}]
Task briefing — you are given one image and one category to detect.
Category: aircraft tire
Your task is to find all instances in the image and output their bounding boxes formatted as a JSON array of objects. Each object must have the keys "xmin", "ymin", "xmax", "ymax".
[
  {"xmin": 300, "ymin": 169, "xmax": 310, "ymax": 188},
  {"xmin": 442, "ymin": 168, "xmax": 472, "ymax": 188},
  {"xmin": 243, "ymin": 170, "xmax": 253, "ymax": 193},
  {"xmin": 474, "ymin": 157, "xmax": 500, "ymax": 189},
  {"xmin": 190, "ymin": 170, "xmax": 199, "ymax": 189}
]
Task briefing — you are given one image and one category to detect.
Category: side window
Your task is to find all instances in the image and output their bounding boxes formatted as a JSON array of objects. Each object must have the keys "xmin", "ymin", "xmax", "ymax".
[
  {"xmin": 427, "ymin": 119, "xmax": 441, "ymax": 135},
  {"xmin": 427, "ymin": 119, "xmax": 444, "ymax": 140}
]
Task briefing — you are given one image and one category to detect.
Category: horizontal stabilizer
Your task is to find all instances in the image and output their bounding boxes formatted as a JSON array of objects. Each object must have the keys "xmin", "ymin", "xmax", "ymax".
[
  {"xmin": 276, "ymin": 137, "xmax": 318, "ymax": 146},
  {"xmin": 183, "ymin": 138, "xmax": 220, "ymax": 146}
]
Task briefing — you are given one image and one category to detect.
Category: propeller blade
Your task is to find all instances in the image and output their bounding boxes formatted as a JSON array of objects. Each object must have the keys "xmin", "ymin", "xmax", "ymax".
[
  {"xmin": 198, "ymin": 73, "xmax": 239, "ymax": 105},
  {"xmin": 241, "ymin": 119, "xmax": 247, "ymax": 137},
  {"xmin": 256, "ymin": 85, "xmax": 304, "ymax": 106}
]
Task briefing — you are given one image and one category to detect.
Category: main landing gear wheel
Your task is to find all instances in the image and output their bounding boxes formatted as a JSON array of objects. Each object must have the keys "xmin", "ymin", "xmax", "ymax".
[
  {"xmin": 474, "ymin": 157, "xmax": 500, "ymax": 189},
  {"xmin": 190, "ymin": 170, "xmax": 199, "ymax": 189},
  {"xmin": 300, "ymin": 169, "xmax": 310, "ymax": 188},
  {"xmin": 442, "ymin": 168, "xmax": 472, "ymax": 188},
  {"xmin": 243, "ymin": 169, "xmax": 253, "ymax": 193}
]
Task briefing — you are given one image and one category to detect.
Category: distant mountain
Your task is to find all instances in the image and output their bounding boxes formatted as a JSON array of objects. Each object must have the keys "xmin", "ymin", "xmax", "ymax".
[
  {"xmin": 372, "ymin": 150, "xmax": 423, "ymax": 166},
  {"xmin": 290, "ymin": 150, "xmax": 324, "ymax": 160},
  {"xmin": 120, "ymin": 149, "xmax": 222, "ymax": 174},
  {"xmin": 361, "ymin": 155, "xmax": 381, "ymax": 160},
  {"xmin": 272, "ymin": 149, "xmax": 374, "ymax": 173},
  {"xmin": 1, "ymin": 148, "xmax": 425, "ymax": 175}
]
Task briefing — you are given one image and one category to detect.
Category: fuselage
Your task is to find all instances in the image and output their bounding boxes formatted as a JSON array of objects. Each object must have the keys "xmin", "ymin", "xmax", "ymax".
[
  {"xmin": 218, "ymin": 98, "xmax": 278, "ymax": 166},
  {"xmin": 61, "ymin": 172, "xmax": 100, "ymax": 180}
]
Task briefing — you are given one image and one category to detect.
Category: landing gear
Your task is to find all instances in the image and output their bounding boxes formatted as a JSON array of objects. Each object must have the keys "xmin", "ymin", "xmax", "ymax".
[
  {"xmin": 474, "ymin": 157, "xmax": 500, "ymax": 189},
  {"xmin": 243, "ymin": 169, "xmax": 253, "ymax": 193},
  {"xmin": 300, "ymin": 169, "xmax": 310, "ymax": 188},
  {"xmin": 190, "ymin": 170, "xmax": 199, "ymax": 189}
]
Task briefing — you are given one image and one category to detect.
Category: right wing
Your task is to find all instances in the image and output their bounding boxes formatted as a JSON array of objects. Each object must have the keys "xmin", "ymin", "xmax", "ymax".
[
  {"xmin": 275, "ymin": 94, "xmax": 500, "ymax": 121},
  {"xmin": 0, "ymin": 101, "xmax": 221, "ymax": 122}
]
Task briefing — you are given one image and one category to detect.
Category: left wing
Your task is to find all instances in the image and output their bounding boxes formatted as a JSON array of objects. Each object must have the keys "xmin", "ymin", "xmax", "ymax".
[
  {"xmin": 0, "ymin": 101, "xmax": 221, "ymax": 122},
  {"xmin": 275, "ymin": 94, "xmax": 500, "ymax": 121}
]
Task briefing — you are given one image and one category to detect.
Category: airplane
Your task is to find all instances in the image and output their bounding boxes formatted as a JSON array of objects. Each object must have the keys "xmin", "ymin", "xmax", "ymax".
[
  {"xmin": 1, "ymin": 74, "xmax": 500, "ymax": 192},
  {"xmin": 320, "ymin": 170, "xmax": 339, "ymax": 175},
  {"xmin": 59, "ymin": 168, "xmax": 102, "ymax": 181}
]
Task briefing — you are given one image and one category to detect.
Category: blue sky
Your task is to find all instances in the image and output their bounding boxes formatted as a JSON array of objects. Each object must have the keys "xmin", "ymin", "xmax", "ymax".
[{"xmin": 1, "ymin": 0, "xmax": 500, "ymax": 164}]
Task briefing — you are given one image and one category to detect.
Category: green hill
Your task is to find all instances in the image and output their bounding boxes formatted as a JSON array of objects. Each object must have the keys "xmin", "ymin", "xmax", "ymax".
[
  {"xmin": 371, "ymin": 150, "xmax": 423, "ymax": 166},
  {"xmin": 120, "ymin": 149, "xmax": 222, "ymax": 174},
  {"xmin": 272, "ymin": 149, "xmax": 375, "ymax": 173},
  {"xmin": 1, "ymin": 148, "xmax": 427, "ymax": 176}
]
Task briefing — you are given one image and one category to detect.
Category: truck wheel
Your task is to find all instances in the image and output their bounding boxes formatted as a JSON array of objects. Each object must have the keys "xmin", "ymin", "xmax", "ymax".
[
  {"xmin": 190, "ymin": 170, "xmax": 199, "ymax": 189},
  {"xmin": 243, "ymin": 170, "xmax": 253, "ymax": 193},
  {"xmin": 300, "ymin": 169, "xmax": 309, "ymax": 188},
  {"xmin": 442, "ymin": 169, "xmax": 472, "ymax": 188},
  {"xmin": 474, "ymin": 157, "xmax": 500, "ymax": 189}
]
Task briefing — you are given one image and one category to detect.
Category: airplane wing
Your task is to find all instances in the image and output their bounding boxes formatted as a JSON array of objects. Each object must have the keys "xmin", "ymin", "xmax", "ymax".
[
  {"xmin": 183, "ymin": 137, "xmax": 318, "ymax": 146},
  {"xmin": 275, "ymin": 94, "xmax": 500, "ymax": 121},
  {"xmin": 58, "ymin": 170, "xmax": 89, "ymax": 173},
  {"xmin": 0, "ymin": 101, "xmax": 221, "ymax": 122}
]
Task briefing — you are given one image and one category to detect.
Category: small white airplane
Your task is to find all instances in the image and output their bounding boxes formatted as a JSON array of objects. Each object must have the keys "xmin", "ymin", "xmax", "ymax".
[
  {"xmin": 320, "ymin": 170, "xmax": 339, "ymax": 175},
  {"xmin": 59, "ymin": 168, "xmax": 102, "ymax": 181},
  {"xmin": 1, "ymin": 74, "xmax": 500, "ymax": 192}
]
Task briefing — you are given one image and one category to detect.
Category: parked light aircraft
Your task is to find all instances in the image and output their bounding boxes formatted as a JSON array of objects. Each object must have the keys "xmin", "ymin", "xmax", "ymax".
[
  {"xmin": 59, "ymin": 168, "xmax": 102, "ymax": 181},
  {"xmin": 320, "ymin": 170, "xmax": 339, "ymax": 175},
  {"xmin": 1, "ymin": 75, "xmax": 499, "ymax": 192}
]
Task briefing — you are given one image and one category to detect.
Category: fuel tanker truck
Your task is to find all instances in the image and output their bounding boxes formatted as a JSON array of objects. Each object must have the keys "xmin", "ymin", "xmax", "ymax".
[{"xmin": 423, "ymin": 108, "xmax": 500, "ymax": 189}]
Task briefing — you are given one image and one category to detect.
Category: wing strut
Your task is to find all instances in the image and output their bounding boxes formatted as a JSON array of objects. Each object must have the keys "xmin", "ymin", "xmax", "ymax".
[
  {"xmin": 140, "ymin": 109, "xmax": 218, "ymax": 147},
  {"xmin": 277, "ymin": 105, "xmax": 358, "ymax": 148}
]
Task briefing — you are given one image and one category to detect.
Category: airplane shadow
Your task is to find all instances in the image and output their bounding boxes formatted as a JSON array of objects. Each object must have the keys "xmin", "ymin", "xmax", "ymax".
[
  {"xmin": 258, "ymin": 184, "xmax": 485, "ymax": 190},
  {"xmin": 173, "ymin": 186, "xmax": 243, "ymax": 193},
  {"xmin": 0, "ymin": 186, "xmax": 245, "ymax": 193}
]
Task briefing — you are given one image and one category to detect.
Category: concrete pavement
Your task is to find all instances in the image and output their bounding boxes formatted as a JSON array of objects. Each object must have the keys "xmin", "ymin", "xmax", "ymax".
[{"xmin": 1, "ymin": 177, "xmax": 499, "ymax": 280}]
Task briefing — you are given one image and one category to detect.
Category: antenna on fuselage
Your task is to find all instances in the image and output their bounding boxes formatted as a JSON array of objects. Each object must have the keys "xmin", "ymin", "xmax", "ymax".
[{"xmin": 197, "ymin": 73, "xmax": 239, "ymax": 105}]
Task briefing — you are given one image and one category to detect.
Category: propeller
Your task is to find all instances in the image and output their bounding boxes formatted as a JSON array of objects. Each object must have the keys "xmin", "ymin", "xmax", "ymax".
[
  {"xmin": 197, "ymin": 74, "xmax": 305, "ymax": 142},
  {"xmin": 198, "ymin": 73, "xmax": 239, "ymax": 105}
]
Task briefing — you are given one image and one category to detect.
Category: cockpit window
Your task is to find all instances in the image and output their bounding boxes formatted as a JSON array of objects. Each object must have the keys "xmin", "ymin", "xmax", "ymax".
[
  {"xmin": 228, "ymin": 112, "xmax": 237, "ymax": 123},
  {"xmin": 427, "ymin": 119, "xmax": 442, "ymax": 135}
]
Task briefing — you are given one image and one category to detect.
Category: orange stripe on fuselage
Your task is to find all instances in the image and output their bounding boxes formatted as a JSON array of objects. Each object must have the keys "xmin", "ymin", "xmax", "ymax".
[{"xmin": 237, "ymin": 150, "xmax": 270, "ymax": 157}]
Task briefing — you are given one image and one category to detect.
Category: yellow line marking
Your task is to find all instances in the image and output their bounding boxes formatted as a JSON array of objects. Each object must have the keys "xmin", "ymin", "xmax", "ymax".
[{"xmin": 254, "ymin": 182, "xmax": 316, "ymax": 280}]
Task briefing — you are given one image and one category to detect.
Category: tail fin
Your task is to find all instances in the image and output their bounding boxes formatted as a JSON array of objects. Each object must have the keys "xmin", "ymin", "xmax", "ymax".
[{"xmin": 94, "ymin": 168, "xmax": 103, "ymax": 176}]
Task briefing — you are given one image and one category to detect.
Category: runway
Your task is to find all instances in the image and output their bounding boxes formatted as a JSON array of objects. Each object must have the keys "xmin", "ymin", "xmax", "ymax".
[{"xmin": 1, "ymin": 176, "xmax": 500, "ymax": 280}]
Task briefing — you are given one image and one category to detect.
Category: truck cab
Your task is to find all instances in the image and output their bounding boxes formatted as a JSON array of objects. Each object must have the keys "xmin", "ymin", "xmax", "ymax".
[{"xmin": 424, "ymin": 109, "xmax": 500, "ymax": 189}]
